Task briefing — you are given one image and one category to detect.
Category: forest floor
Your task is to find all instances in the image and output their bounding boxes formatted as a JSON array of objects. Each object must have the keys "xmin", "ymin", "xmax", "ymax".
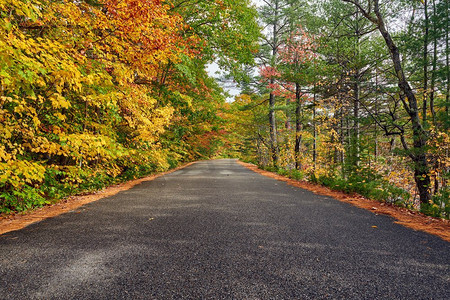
[{"xmin": 237, "ymin": 161, "xmax": 450, "ymax": 242}]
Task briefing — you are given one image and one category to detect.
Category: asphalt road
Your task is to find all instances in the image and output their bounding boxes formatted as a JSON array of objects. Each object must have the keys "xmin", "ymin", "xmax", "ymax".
[{"xmin": 0, "ymin": 159, "xmax": 449, "ymax": 299}]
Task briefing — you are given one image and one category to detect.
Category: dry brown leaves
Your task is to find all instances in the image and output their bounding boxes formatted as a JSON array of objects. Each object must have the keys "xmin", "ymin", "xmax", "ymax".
[
  {"xmin": 0, "ymin": 162, "xmax": 196, "ymax": 235},
  {"xmin": 238, "ymin": 161, "xmax": 450, "ymax": 242}
]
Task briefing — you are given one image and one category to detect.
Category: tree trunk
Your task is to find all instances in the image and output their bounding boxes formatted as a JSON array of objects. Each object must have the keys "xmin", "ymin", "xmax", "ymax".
[
  {"xmin": 352, "ymin": 69, "xmax": 360, "ymax": 167},
  {"xmin": 268, "ymin": 0, "xmax": 280, "ymax": 167},
  {"xmin": 344, "ymin": 0, "xmax": 432, "ymax": 203},
  {"xmin": 352, "ymin": 7, "xmax": 361, "ymax": 168},
  {"xmin": 294, "ymin": 83, "xmax": 302, "ymax": 170},
  {"xmin": 429, "ymin": 0, "xmax": 437, "ymax": 125},
  {"xmin": 374, "ymin": 61, "xmax": 379, "ymax": 161},
  {"xmin": 374, "ymin": 1, "xmax": 431, "ymax": 203},
  {"xmin": 313, "ymin": 87, "xmax": 317, "ymax": 171},
  {"xmin": 269, "ymin": 91, "xmax": 279, "ymax": 167},
  {"xmin": 446, "ymin": 0, "xmax": 449, "ymax": 129},
  {"xmin": 285, "ymin": 98, "xmax": 292, "ymax": 166},
  {"xmin": 423, "ymin": 0, "xmax": 429, "ymax": 124},
  {"xmin": 340, "ymin": 107, "xmax": 345, "ymax": 178}
]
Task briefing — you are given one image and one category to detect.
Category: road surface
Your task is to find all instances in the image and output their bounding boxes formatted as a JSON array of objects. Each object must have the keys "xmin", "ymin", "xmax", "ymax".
[{"xmin": 1, "ymin": 159, "xmax": 449, "ymax": 299}]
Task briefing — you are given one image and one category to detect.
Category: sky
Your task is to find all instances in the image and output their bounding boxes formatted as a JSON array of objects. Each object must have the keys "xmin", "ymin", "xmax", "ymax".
[{"xmin": 206, "ymin": 63, "xmax": 240, "ymax": 101}]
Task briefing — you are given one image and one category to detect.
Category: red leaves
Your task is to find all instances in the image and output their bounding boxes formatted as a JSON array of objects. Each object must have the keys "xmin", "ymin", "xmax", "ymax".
[
  {"xmin": 279, "ymin": 26, "xmax": 317, "ymax": 66},
  {"xmin": 259, "ymin": 25, "xmax": 318, "ymax": 100},
  {"xmin": 259, "ymin": 66, "xmax": 281, "ymax": 80}
]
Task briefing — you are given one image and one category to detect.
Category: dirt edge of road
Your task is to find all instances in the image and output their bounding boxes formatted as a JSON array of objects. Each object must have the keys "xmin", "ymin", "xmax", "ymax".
[
  {"xmin": 0, "ymin": 162, "xmax": 196, "ymax": 236},
  {"xmin": 238, "ymin": 160, "xmax": 450, "ymax": 242}
]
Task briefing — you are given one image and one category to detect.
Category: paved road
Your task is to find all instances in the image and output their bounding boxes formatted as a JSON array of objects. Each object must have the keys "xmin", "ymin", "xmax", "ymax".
[{"xmin": 0, "ymin": 159, "xmax": 449, "ymax": 299}]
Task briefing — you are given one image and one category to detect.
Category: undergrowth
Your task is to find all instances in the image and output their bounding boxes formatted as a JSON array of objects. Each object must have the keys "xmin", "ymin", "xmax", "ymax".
[
  {"xmin": 256, "ymin": 162, "xmax": 448, "ymax": 220},
  {"xmin": 0, "ymin": 153, "xmax": 182, "ymax": 214}
]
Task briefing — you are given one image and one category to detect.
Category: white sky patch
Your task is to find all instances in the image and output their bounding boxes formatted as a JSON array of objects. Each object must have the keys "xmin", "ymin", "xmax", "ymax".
[
  {"xmin": 206, "ymin": 62, "xmax": 241, "ymax": 102},
  {"xmin": 252, "ymin": 0, "xmax": 264, "ymax": 7}
]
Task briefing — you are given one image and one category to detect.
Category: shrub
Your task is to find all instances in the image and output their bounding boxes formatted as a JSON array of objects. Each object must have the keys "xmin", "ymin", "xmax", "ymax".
[
  {"xmin": 268, "ymin": 166, "xmax": 411, "ymax": 210},
  {"xmin": 277, "ymin": 168, "xmax": 288, "ymax": 176},
  {"xmin": 0, "ymin": 148, "xmax": 182, "ymax": 214},
  {"xmin": 0, "ymin": 186, "xmax": 48, "ymax": 214},
  {"xmin": 289, "ymin": 169, "xmax": 304, "ymax": 180},
  {"xmin": 421, "ymin": 186, "xmax": 449, "ymax": 219}
]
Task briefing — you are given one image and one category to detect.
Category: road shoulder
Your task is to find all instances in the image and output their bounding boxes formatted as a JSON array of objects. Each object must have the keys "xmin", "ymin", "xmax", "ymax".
[
  {"xmin": 238, "ymin": 160, "xmax": 450, "ymax": 242},
  {"xmin": 0, "ymin": 162, "xmax": 196, "ymax": 235}
]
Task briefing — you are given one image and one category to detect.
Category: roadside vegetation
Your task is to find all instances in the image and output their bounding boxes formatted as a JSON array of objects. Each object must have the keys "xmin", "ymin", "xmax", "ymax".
[{"xmin": 222, "ymin": 0, "xmax": 449, "ymax": 219}]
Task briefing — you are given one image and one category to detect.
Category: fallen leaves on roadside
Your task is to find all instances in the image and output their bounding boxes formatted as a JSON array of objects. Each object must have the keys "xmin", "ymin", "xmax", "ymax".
[{"xmin": 238, "ymin": 160, "xmax": 450, "ymax": 242}]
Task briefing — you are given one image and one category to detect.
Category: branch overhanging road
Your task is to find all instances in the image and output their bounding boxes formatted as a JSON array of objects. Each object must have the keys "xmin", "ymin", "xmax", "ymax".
[{"xmin": 0, "ymin": 159, "xmax": 449, "ymax": 299}]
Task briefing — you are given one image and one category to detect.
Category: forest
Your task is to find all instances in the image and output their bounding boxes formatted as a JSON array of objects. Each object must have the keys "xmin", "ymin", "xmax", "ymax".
[{"xmin": 0, "ymin": 0, "xmax": 449, "ymax": 219}]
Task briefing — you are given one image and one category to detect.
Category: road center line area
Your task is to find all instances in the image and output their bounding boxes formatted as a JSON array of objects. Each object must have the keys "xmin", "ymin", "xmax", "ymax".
[{"xmin": 1, "ymin": 159, "xmax": 449, "ymax": 299}]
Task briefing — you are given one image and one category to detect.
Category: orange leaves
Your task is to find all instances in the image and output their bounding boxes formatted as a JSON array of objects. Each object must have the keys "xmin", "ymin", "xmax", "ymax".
[{"xmin": 104, "ymin": 0, "xmax": 192, "ymax": 73}]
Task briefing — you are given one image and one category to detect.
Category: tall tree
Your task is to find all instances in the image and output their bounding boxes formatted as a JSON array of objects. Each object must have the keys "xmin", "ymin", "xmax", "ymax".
[
  {"xmin": 258, "ymin": 0, "xmax": 292, "ymax": 167},
  {"xmin": 342, "ymin": 0, "xmax": 432, "ymax": 203},
  {"xmin": 277, "ymin": 27, "xmax": 316, "ymax": 169}
]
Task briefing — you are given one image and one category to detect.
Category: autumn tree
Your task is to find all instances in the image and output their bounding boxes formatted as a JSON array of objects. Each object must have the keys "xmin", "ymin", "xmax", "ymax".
[
  {"xmin": 274, "ymin": 27, "xmax": 317, "ymax": 169},
  {"xmin": 338, "ymin": 0, "xmax": 432, "ymax": 203},
  {"xmin": 257, "ymin": 0, "xmax": 293, "ymax": 167},
  {"xmin": 0, "ymin": 0, "xmax": 260, "ymax": 213}
]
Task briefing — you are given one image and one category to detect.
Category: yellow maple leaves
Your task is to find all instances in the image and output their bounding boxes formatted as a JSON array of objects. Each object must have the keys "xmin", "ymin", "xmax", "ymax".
[
  {"xmin": 0, "ymin": 0, "xmax": 242, "ymax": 213},
  {"xmin": 0, "ymin": 0, "xmax": 200, "ymax": 205}
]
